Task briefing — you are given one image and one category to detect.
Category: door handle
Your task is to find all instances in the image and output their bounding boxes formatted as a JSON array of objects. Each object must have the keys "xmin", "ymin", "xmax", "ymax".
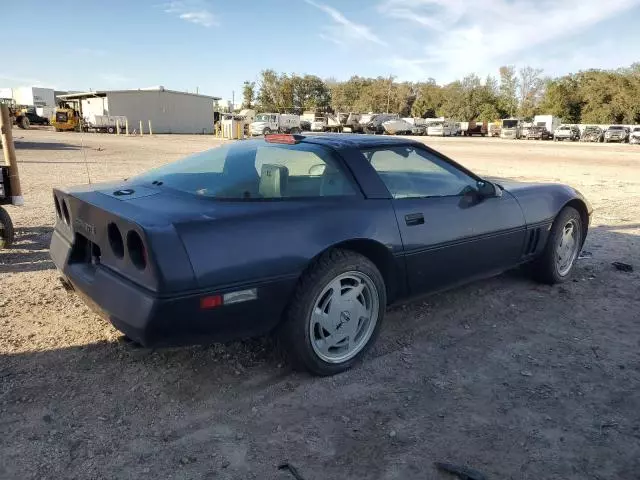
[{"xmin": 405, "ymin": 212, "xmax": 424, "ymax": 226}]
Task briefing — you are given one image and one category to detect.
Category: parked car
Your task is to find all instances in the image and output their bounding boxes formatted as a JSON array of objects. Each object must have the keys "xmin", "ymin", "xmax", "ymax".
[
  {"xmin": 426, "ymin": 120, "xmax": 455, "ymax": 137},
  {"xmin": 604, "ymin": 125, "xmax": 628, "ymax": 143},
  {"xmin": 299, "ymin": 120, "xmax": 311, "ymax": 131},
  {"xmin": 554, "ymin": 125, "xmax": 580, "ymax": 141},
  {"xmin": 382, "ymin": 118, "xmax": 413, "ymax": 135},
  {"xmin": 21, "ymin": 106, "xmax": 50, "ymax": 126},
  {"xmin": 525, "ymin": 126, "xmax": 552, "ymax": 140},
  {"xmin": 580, "ymin": 126, "xmax": 604, "ymax": 143},
  {"xmin": 629, "ymin": 127, "xmax": 640, "ymax": 144},
  {"xmin": 461, "ymin": 120, "xmax": 488, "ymax": 136},
  {"xmin": 360, "ymin": 114, "xmax": 398, "ymax": 134},
  {"xmin": 50, "ymin": 134, "xmax": 592, "ymax": 375},
  {"xmin": 250, "ymin": 113, "xmax": 301, "ymax": 135}
]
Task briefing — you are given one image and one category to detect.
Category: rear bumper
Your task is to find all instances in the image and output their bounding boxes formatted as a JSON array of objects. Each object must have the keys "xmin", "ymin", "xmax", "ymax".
[{"xmin": 50, "ymin": 230, "xmax": 297, "ymax": 347}]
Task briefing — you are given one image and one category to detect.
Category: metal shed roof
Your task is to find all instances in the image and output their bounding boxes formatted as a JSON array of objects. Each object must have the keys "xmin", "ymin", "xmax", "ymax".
[{"xmin": 58, "ymin": 88, "xmax": 220, "ymax": 101}]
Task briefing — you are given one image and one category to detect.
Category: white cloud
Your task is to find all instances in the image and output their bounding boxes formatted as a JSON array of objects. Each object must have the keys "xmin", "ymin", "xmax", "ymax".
[
  {"xmin": 378, "ymin": 0, "xmax": 640, "ymax": 81},
  {"xmin": 304, "ymin": 0, "xmax": 387, "ymax": 47},
  {"xmin": 163, "ymin": 1, "xmax": 218, "ymax": 27}
]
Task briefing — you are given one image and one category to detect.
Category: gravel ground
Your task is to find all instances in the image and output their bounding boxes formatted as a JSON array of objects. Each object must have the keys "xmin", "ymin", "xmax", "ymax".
[{"xmin": 1, "ymin": 129, "xmax": 639, "ymax": 480}]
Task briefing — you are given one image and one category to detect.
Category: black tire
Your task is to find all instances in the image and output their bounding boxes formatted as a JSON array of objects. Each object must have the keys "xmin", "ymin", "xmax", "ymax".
[
  {"xmin": 0, "ymin": 206, "xmax": 15, "ymax": 249},
  {"xmin": 263, "ymin": 128, "xmax": 272, "ymax": 136},
  {"xmin": 277, "ymin": 249, "xmax": 386, "ymax": 376},
  {"xmin": 530, "ymin": 206, "xmax": 583, "ymax": 284},
  {"xmin": 107, "ymin": 126, "xmax": 115, "ymax": 134},
  {"xmin": 290, "ymin": 127, "xmax": 301, "ymax": 134}
]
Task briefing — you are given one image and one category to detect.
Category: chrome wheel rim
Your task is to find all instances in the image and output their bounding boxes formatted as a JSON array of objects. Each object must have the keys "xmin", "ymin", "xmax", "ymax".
[
  {"xmin": 309, "ymin": 271, "xmax": 379, "ymax": 364},
  {"xmin": 556, "ymin": 219, "xmax": 581, "ymax": 276}
]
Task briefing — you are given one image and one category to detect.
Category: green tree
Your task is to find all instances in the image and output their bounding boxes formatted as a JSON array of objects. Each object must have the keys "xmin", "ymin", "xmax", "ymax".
[
  {"xmin": 499, "ymin": 65, "xmax": 519, "ymax": 117},
  {"xmin": 242, "ymin": 81, "xmax": 255, "ymax": 109},
  {"xmin": 517, "ymin": 66, "xmax": 544, "ymax": 118},
  {"xmin": 411, "ymin": 80, "xmax": 443, "ymax": 118}
]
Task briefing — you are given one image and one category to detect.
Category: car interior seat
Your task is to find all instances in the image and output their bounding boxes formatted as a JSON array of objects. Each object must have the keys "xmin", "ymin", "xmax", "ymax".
[
  {"xmin": 259, "ymin": 164, "xmax": 289, "ymax": 198},
  {"xmin": 320, "ymin": 165, "xmax": 350, "ymax": 196}
]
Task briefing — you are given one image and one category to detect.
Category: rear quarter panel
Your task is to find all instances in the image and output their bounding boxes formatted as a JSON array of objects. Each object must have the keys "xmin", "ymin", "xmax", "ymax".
[{"xmin": 175, "ymin": 197, "xmax": 402, "ymax": 289}]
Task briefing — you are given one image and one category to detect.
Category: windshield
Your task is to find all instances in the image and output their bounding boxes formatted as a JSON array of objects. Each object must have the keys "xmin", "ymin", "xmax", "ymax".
[
  {"xmin": 633, "ymin": 128, "xmax": 640, "ymax": 132},
  {"xmin": 133, "ymin": 141, "xmax": 355, "ymax": 200},
  {"xmin": 558, "ymin": 126, "xmax": 569, "ymax": 130},
  {"xmin": 502, "ymin": 120, "xmax": 518, "ymax": 128},
  {"xmin": 609, "ymin": 126, "xmax": 623, "ymax": 130},
  {"xmin": 429, "ymin": 122, "xmax": 444, "ymax": 127},
  {"xmin": 255, "ymin": 114, "xmax": 270, "ymax": 122}
]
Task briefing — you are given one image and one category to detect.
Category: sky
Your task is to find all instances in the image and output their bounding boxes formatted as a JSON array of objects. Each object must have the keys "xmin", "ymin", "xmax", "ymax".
[{"xmin": 2, "ymin": 0, "xmax": 640, "ymax": 102}]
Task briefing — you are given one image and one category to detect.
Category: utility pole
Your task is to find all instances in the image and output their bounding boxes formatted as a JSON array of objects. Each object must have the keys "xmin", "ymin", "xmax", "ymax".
[
  {"xmin": 232, "ymin": 90, "xmax": 235, "ymax": 112},
  {"xmin": 0, "ymin": 104, "xmax": 23, "ymax": 205}
]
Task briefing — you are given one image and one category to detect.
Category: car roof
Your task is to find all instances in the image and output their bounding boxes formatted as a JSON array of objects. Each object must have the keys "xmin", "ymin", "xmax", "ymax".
[{"xmin": 298, "ymin": 133, "xmax": 420, "ymax": 149}]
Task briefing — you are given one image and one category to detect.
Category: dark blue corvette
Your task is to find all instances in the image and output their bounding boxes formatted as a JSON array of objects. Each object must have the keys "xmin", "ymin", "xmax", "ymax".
[{"xmin": 50, "ymin": 134, "xmax": 591, "ymax": 375}]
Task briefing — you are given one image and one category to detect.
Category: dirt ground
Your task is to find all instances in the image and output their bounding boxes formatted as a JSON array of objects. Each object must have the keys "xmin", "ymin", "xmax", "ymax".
[{"xmin": 1, "ymin": 129, "xmax": 639, "ymax": 480}]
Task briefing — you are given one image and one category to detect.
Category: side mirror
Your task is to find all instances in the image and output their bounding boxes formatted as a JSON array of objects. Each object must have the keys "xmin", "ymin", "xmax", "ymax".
[{"xmin": 477, "ymin": 180, "xmax": 502, "ymax": 198}]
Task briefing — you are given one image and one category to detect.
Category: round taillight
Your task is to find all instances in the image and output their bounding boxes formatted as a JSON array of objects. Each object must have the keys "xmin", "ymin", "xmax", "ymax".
[
  {"xmin": 108, "ymin": 223, "xmax": 124, "ymax": 258},
  {"xmin": 127, "ymin": 230, "xmax": 146, "ymax": 270},
  {"xmin": 54, "ymin": 195, "xmax": 62, "ymax": 219},
  {"xmin": 61, "ymin": 199, "xmax": 70, "ymax": 225}
]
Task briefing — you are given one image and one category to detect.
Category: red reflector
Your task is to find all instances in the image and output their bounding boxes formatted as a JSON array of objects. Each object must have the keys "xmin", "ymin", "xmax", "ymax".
[
  {"xmin": 264, "ymin": 134, "xmax": 300, "ymax": 144},
  {"xmin": 200, "ymin": 295, "xmax": 223, "ymax": 309}
]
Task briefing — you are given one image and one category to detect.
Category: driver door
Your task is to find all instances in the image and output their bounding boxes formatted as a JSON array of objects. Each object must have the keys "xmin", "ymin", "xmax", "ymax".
[{"xmin": 363, "ymin": 146, "xmax": 526, "ymax": 295}]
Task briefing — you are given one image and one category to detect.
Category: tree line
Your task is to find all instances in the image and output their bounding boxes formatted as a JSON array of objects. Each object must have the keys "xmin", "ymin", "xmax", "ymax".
[{"xmin": 242, "ymin": 63, "xmax": 640, "ymax": 124}]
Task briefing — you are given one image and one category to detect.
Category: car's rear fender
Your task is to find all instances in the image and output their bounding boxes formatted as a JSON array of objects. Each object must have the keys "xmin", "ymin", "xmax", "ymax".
[{"xmin": 174, "ymin": 197, "xmax": 405, "ymax": 294}]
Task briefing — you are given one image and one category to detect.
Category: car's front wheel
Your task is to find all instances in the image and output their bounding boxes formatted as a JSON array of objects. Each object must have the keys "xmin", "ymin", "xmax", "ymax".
[
  {"xmin": 531, "ymin": 206, "xmax": 583, "ymax": 284},
  {"xmin": 279, "ymin": 249, "xmax": 386, "ymax": 375}
]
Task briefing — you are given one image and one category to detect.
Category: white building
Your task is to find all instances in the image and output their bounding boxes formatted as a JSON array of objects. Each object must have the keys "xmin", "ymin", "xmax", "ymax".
[
  {"xmin": 0, "ymin": 87, "xmax": 56, "ymax": 107},
  {"xmin": 59, "ymin": 87, "xmax": 221, "ymax": 134}
]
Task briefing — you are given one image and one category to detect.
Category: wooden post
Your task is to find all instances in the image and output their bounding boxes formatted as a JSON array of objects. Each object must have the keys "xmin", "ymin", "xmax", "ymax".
[
  {"xmin": 139, "ymin": 120, "xmax": 144, "ymax": 136},
  {"xmin": 0, "ymin": 105, "xmax": 24, "ymax": 205},
  {"xmin": 148, "ymin": 120, "xmax": 153, "ymax": 136},
  {"xmin": 116, "ymin": 119, "xmax": 120, "ymax": 135},
  {"xmin": 125, "ymin": 118, "xmax": 129, "ymax": 135}
]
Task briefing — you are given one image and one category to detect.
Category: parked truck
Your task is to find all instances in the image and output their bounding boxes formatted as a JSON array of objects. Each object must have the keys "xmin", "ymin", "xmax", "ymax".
[
  {"xmin": 250, "ymin": 113, "xmax": 301, "ymax": 135},
  {"xmin": 460, "ymin": 120, "xmax": 488, "ymax": 136},
  {"xmin": 533, "ymin": 115, "xmax": 561, "ymax": 139}
]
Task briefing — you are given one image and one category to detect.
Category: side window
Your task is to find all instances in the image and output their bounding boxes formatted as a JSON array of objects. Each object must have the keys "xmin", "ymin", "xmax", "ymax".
[
  {"xmin": 254, "ymin": 145, "xmax": 356, "ymax": 198},
  {"xmin": 362, "ymin": 146, "xmax": 476, "ymax": 199}
]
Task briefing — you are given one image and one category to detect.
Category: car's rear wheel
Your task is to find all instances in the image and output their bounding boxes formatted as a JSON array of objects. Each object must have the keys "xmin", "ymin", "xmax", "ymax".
[
  {"xmin": 278, "ymin": 249, "xmax": 386, "ymax": 375},
  {"xmin": 531, "ymin": 206, "xmax": 583, "ymax": 284},
  {"xmin": 263, "ymin": 128, "xmax": 271, "ymax": 135}
]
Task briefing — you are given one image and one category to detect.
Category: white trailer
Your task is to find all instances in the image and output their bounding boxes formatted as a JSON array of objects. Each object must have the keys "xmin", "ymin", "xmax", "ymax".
[{"xmin": 85, "ymin": 115, "xmax": 128, "ymax": 133}]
